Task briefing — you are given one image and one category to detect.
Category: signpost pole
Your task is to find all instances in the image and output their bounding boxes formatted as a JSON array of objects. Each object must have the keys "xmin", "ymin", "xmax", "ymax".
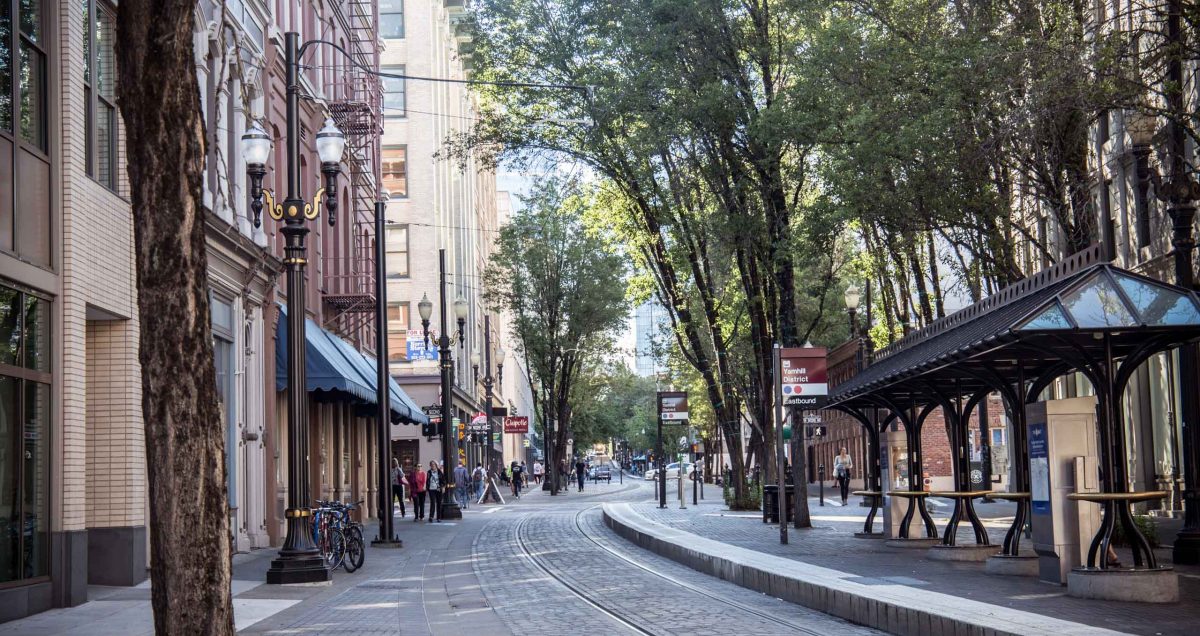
[{"xmin": 773, "ymin": 344, "xmax": 789, "ymax": 545}]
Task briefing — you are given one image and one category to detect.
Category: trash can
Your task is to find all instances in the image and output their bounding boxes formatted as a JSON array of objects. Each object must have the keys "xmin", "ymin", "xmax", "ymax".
[{"xmin": 762, "ymin": 484, "xmax": 795, "ymax": 523}]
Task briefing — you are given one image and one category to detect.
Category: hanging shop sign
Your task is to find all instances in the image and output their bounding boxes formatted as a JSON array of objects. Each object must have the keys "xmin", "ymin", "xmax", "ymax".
[{"xmin": 504, "ymin": 416, "xmax": 529, "ymax": 434}]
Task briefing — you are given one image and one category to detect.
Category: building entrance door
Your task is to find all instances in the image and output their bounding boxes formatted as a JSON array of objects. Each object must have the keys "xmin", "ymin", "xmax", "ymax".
[{"xmin": 392, "ymin": 439, "xmax": 419, "ymax": 473}]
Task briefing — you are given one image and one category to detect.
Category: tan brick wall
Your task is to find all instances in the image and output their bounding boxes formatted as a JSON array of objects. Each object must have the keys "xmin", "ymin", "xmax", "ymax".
[
  {"xmin": 57, "ymin": 0, "xmax": 142, "ymax": 532},
  {"xmin": 85, "ymin": 320, "xmax": 145, "ymax": 528}
]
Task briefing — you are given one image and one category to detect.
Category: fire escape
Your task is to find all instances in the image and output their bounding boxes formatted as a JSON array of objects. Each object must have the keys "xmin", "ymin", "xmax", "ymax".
[{"xmin": 324, "ymin": 0, "xmax": 382, "ymax": 345}]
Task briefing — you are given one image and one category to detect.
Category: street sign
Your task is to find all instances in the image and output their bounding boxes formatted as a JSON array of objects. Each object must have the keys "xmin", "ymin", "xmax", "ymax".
[
  {"xmin": 523, "ymin": 438, "xmax": 531, "ymax": 448},
  {"xmin": 468, "ymin": 413, "xmax": 489, "ymax": 433},
  {"xmin": 422, "ymin": 405, "xmax": 443, "ymax": 418},
  {"xmin": 779, "ymin": 347, "xmax": 828, "ymax": 409},
  {"xmin": 805, "ymin": 425, "xmax": 827, "ymax": 438},
  {"xmin": 504, "ymin": 416, "xmax": 529, "ymax": 434},
  {"xmin": 658, "ymin": 391, "xmax": 689, "ymax": 421}
]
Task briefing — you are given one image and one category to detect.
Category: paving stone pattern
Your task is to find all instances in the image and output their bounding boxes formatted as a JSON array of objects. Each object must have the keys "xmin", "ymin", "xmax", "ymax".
[
  {"xmin": 476, "ymin": 501, "xmax": 883, "ymax": 636},
  {"xmin": 632, "ymin": 498, "xmax": 1199, "ymax": 636}
]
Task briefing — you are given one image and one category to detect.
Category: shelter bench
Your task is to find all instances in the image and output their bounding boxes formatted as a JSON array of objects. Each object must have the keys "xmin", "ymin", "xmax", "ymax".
[
  {"xmin": 851, "ymin": 490, "xmax": 883, "ymax": 535},
  {"xmin": 928, "ymin": 491, "xmax": 993, "ymax": 546},
  {"xmin": 1067, "ymin": 491, "xmax": 1168, "ymax": 570},
  {"xmin": 887, "ymin": 490, "xmax": 938, "ymax": 540}
]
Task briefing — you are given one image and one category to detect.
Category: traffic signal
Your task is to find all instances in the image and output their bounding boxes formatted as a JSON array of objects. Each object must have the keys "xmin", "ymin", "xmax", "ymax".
[{"xmin": 422, "ymin": 419, "xmax": 439, "ymax": 437}]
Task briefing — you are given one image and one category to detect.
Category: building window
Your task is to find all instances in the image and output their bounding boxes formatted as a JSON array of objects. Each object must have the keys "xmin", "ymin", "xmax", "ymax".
[
  {"xmin": 386, "ymin": 225, "xmax": 408, "ymax": 278},
  {"xmin": 382, "ymin": 66, "xmax": 405, "ymax": 118},
  {"xmin": 1, "ymin": 0, "xmax": 51, "ymax": 265},
  {"xmin": 0, "ymin": 283, "xmax": 51, "ymax": 584},
  {"xmin": 382, "ymin": 146, "xmax": 407, "ymax": 199},
  {"xmin": 84, "ymin": 0, "xmax": 119, "ymax": 191},
  {"xmin": 210, "ymin": 294, "xmax": 236, "ymax": 510},
  {"xmin": 380, "ymin": 0, "xmax": 403, "ymax": 39},
  {"xmin": 387, "ymin": 302, "xmax": 409, "ymax": 362}
]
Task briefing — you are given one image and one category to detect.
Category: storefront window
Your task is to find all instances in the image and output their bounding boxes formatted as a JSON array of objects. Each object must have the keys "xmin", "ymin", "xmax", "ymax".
[{"xmin": 0, "ymin": 281, "xmax": 51, "ymax": 584}]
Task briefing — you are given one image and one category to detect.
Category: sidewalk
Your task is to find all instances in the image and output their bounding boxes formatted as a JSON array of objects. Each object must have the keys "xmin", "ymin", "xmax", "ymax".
[
  {"xmin": 604, "ymin": 496, "xmax": 1198, "ymax": 636},
  {"xmin": 0, "ymin": 510, "xmax": 503, "ymax": 636}
]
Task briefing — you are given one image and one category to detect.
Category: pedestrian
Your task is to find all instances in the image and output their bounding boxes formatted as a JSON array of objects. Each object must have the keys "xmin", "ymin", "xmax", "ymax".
[
  {"xmin": 511, "ymin": 461, "xmax": 523, "ymax": 498},
  {"xmin": 559, "ymin": 459, "xmax": 568, "ymax": 490},
  {"xmin": 412, "ymin": 464, "xmax": 427, "ymax": 521},
  {"xmin": 575, "ymin": 458, "xmax": 586, "ymax": 492},
  {"xmin": 533, "ymin": 460, "xmax": 543, "ymax": 485},
  {"xmin": 472, "ymin": 463, "xmax": 486, "ymax": 502},
  {"xmin": 427, "ymin": 460, "xmax": 444, "ymax": 522},
  {"xmin": 391, "ymin": 458, "xmax": 408, "ymax": 518},
  {"xmin": 520, "ymin": 461, "xmax": 528, "ymax": 489},
  {"xmin": 834, "ymin": 447, "xmax": 853, "ymax": 505},
  {"xmin": 454, "ymin": 461, "xmax": 470, "ymax": 510}
]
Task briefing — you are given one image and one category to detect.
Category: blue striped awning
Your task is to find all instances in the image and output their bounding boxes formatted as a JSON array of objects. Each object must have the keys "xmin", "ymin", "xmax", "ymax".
[{"xmin": 275, "ymin": 306, "xmax": 428, "ymax": 425}]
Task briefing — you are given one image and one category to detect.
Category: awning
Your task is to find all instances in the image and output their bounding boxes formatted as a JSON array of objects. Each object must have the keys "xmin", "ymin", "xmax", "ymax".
[{"xmin": 275, "ymin": 306, "xmax": 429, "ymax": 424}]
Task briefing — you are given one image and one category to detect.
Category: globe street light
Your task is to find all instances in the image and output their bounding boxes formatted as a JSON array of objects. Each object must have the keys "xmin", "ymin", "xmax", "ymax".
[
  {"xmin": 843, "ymin": 284, "xmax": 861, "ymax": 336},
  {"xmin": 242, "ymin": 32, "xmax": 346, "ymax": 585},
  {"xmin": 419, "ymin": 251, "xmax": 468, "ymax": 520}
]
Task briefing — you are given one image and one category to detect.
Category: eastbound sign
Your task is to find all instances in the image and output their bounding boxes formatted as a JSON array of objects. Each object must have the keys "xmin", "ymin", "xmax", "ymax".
[
  {"xmin": 504, "ymin": 416, "xmax": 529, "ymax": 434},
  {"xmin": 779, "ymin": 347, "xmax": 828, "ymax": 409},
  {"xmin": 658, "ymin": 391, "xmax": 689, "ymax": 421}
]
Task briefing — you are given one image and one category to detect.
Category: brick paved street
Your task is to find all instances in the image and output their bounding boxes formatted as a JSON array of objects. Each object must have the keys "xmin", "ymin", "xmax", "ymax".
[
  {"xmin": 625, "ymin": 495, "xmax": 1200, "ymax": 636},
  {"xmin": 2, "ymin": 475, "xmax": 1193, "ymax": 634}
]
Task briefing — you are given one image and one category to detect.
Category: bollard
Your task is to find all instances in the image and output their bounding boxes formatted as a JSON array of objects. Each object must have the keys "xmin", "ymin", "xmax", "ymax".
[
  {"xmin": 679, "ymin": 472, "xmax": 686, "ymax": 509},
  {"xmin": 819, "ymin": 465, "xmax": 825, "ymax": 507}
]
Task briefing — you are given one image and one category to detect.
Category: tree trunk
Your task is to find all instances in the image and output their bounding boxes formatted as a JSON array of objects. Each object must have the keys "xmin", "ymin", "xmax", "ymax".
[{"xmin": 116, "ymin": 0, "xmax": 234, "ymax": 633}]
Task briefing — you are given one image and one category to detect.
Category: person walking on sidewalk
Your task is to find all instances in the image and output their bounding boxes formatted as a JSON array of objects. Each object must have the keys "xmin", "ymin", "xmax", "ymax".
[
  {"xmin": 411, "ymin": 464, "xmax": 427, "ymax": 521},
  {"xmin": 454, "ymin": 461, "xmax": 470, "ymax": 510},
  {"xmin": 472, "ymin": 463, "xmax": 486, "ymax": 502},
  {"xmin": 834, "ymin": 447, "xmax": 853, "ymax": 505},
  {"xmin": 391, "ymin": 458, "xmax": 408, "ymax": 518},
  {"xmin": 575, "ymin": 458, "xmax": 586, "ymax": 492},
  {"xmin": 532, "ymin": 461, "xmax": 543, "ymax": 485},
  {"xmin": 427, "ymin": 460, "xmax": 444, "ymax": 522},
  {"xmin": 511, "ymin": 461, "xmax": 524, "ymax": 498}
]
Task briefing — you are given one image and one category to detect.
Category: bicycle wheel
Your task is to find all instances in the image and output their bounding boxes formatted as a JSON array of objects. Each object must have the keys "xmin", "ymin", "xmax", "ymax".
[
  {"xmin": 347, "ymin": 525, "xmax": 365, "ymax": 571},
  {"xmin": 322, "ymin": 528, "xmax": 346, "ymax": 570},
  {"xmin": 343, "ymin": 533, "xmax": 364, "ymax": 573}
]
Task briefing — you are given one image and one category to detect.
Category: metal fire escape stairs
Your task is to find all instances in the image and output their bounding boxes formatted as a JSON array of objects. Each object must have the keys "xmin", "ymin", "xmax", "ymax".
[{"xmin": 323, "ymin": 0, "xmax": 382, "ymax": 344}]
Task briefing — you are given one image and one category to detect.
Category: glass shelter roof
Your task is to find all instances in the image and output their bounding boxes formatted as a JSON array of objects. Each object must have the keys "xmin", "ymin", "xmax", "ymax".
[
  {"xmin": 1017, "ymin": 269, "xmax": 1200, "ymax": 332},
  {"xmin": 827, "ymin": 261, "xmax": 1200, "ymax": 408}
]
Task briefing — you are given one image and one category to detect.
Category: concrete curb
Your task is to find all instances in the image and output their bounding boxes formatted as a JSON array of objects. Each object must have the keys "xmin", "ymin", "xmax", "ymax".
[{"xmin": 601, "ymin": 503, "xmax": 1126, "ymax": 636}]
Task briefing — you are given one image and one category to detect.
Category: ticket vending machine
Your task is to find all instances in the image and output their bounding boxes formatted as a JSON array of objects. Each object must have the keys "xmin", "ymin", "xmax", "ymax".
[{"xmin": 1026, "ymin": 397, "xmax": 1101, "ymax": 585}]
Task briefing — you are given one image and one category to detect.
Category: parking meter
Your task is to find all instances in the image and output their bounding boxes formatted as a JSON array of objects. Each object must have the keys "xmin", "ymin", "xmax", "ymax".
[{"xmin": 818, "ymin": 465, "xmax": 826, "ymax": 506}]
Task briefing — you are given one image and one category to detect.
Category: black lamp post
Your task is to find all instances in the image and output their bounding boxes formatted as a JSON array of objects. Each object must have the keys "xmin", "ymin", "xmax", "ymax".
[
  {"xmin": 243, "ymin": 32, "xmax": 346, "ymax": 585},
  {"xmin": 416, "ymin": 250, "xmax": 469, "ymax": 520},
  {"xmin": 480, "ymin": 315, "xmax": 506, "ymax": 474}
]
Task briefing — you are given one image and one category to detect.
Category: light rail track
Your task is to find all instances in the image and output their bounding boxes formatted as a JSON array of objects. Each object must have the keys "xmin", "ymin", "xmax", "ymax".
[
  {"xmin": 511, "ymin": 504, "xmax": 834, "ymax": 636},
  {"xmin": 512, "ymin": 513, "xmax": 654, "ymax": 635},
  {"xmin": 570, "ymin": 506, "xmax": 831, "ymax": 636}
]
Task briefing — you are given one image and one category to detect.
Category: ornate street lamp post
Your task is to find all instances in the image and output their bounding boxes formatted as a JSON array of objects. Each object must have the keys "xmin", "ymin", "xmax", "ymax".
[
  {"xmin": 243, "ymin": 32, "xmax": 346, "ymax": 585},
  {"xmin": 417, "ymin": 251, "xmax": 468, "ymax": 520},
  {"xmin": 480, "ymin": 316, "xmax": 506, "ymax": 474}
]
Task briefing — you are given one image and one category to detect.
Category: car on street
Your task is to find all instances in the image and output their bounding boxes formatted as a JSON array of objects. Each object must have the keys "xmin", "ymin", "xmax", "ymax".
[
  {"xmin": 592, "ymin": 465, "xmax": 612, "ymax": 483},
  {"xmin": 647, "ymin": 463, "xmax": 695, "ymax": 480}
]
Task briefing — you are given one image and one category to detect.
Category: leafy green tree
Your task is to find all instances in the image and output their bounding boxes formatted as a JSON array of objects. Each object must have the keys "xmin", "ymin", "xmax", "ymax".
[{"xmin": 485, "ymin": 179, "xmax": 628, "ymax": 492}]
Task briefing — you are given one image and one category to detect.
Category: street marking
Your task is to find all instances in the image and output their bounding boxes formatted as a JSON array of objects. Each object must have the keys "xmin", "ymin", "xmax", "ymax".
[{"xmin": 482, "ymin": 506, "xmax": 505, "ymax": 514}]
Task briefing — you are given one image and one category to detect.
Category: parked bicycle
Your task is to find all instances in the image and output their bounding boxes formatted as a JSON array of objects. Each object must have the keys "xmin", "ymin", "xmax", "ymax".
[{"xmin": 312, "ymin": 499, "xmax": 366, "ymax": 572}]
